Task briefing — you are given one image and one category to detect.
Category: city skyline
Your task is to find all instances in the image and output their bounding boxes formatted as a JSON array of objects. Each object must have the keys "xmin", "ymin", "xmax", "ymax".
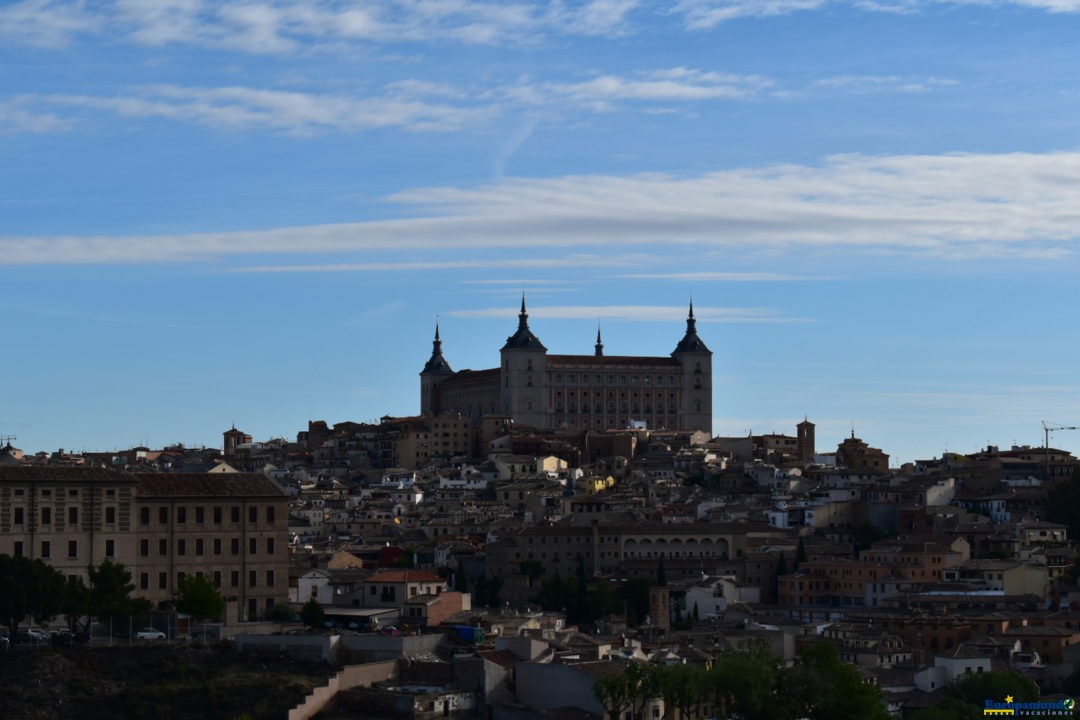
[{"xmin": 3, "ymin": 1, "xmax": 1080, "ymax": 463}]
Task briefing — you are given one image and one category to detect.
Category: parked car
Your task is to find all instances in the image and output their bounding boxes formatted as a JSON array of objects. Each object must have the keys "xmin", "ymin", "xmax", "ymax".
[
  {"xmin": 49, "ymin": 631, "xmax": 76, "ymax": 646},
  {"xmin": 134, "ymin": 628, "xmax": 166, "ymax": 640},
  {"xmin": 16, "ymin": 628, "xmax": 48, "ymax": 644}
]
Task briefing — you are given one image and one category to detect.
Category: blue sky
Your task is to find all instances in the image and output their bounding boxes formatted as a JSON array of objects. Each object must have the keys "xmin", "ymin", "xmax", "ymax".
[{"xmin": 3, "ymin": 0, "xmax": 1080, "ymax": 465}]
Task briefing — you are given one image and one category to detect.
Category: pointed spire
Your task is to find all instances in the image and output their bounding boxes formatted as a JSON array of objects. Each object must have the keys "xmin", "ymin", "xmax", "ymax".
[
  {"xmin": 595, "ymin": 323, "xmax": 604, "ymax": 357},
  {"xmin": 673, "ymin": 298, "xmax": 709, "ymax": 354},
  {"xmin": 422, "ymin": 320, "xmax": 452, "ymax": 374},
  {"xmin": 518, "ymin": 293, "xmax": 529, "ymax": 330},
  {"xmin": 502, "ymin": 295, "xmax": 546, "ymax": 350}
]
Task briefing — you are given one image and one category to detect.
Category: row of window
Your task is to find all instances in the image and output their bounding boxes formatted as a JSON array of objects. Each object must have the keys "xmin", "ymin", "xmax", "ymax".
[
  {"xmin": 139, "ymin": 536, "xmax": 277, "ymax": 557},
  {"xmin": 139, "ymin": 504, "xmax": 276, "ymax": 526},
  {"xmin": 553, "ymin": 374, "xmax": 680, "ymax": 386},
  {"xmin": 138, "ymin": 569, "xmax": 276, "ymax": 591},
  {"xmin": 11, "ymin": 505, "xmax": 118, "ymax": 526},
  {"xmin": 13, "ymin": 539, "xmax": 115, "ymax": 560},
  {"xmin": 10, "ymin": 487, "xmax": 118, "ymax": 499}
]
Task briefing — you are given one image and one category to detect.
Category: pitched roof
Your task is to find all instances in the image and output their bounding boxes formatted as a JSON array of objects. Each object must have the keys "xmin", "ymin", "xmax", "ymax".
[
  {"xmin": 366, "ymin": 569, "xmax": 444, "ymax": 583},
  {"xmin": 134, "ymin": 473, "xmax": 287, "ymax": 498},
  {"xmin": 0, "ymin": 466, "xmax": 136, "ymax": 483}
]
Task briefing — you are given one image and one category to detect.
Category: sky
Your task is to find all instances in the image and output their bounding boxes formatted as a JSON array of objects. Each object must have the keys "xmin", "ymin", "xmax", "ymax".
[{"xmin": 3, "ymin": 0, "xmax": 1080, "ymax": 465}]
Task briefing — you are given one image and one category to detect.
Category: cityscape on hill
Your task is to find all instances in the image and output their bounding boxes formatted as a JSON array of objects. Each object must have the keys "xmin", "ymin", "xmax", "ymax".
[
  {"xmin": 6, "ymin": 0, "xmax": 1080, "ymax": 718},
  {"xmin": 3, "ymin": 304, "xmax": 1080, "ymax": 718}
]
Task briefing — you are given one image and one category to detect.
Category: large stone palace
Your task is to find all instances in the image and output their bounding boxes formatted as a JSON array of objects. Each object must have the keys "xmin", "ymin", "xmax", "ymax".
[{"xmin": 420, "ymin": 298, "xmax": 713, "ymax": 432}]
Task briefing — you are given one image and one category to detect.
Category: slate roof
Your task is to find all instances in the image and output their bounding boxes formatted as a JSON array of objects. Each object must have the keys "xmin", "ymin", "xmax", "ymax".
[{"xmin": 133, "ymin": 473, "xmax": 286, "ymax": 498}]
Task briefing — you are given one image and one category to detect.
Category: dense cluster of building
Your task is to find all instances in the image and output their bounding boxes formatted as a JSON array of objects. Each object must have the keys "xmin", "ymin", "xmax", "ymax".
[{"xmin": 3, "ymin": 305, "xmax": 1079, "ymax": 717}]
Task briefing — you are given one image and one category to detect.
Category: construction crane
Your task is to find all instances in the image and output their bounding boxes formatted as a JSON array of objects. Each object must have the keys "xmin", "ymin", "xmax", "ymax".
[{"xmin": 1042, "ymin": 421, "xmax": 1080, "ymax": 480}]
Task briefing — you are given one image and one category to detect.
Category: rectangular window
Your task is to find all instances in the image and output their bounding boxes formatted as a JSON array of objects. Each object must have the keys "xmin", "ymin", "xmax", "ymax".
[
  {"xmin": 177, "ymin": 539, "xmax": 186, "ymax": 556},
  {"xmin": 105, "ymin": 506, "xmax": 116, "ymax": 524},
  {"xmin": 214, "ymin": 506, "xmax": 222, "ymax": 524},
  {"xmin": 177, "ymin": 506, "xmax": 186, "ymax": 524},
  {"xmin": 140, "ymin": 539, "xmax": 149, "ymax": 557},
  {"xmin": 213, "ymin": 571, "xmax": 222, "ymax": 587},
  {"xmin": 266, "ymin": 538, "xmax": 275, "ymax": 554},
  {"xmin": 195, "ymin": 539, "xmax": 204, "ymax": 555},
  {"xmin": 248, "ymin": 570, "xmax": 257, "ymax": 587},
  {"xmin": 159, "ymin": 507, "xmax": 168, "ymax": 524},
  {"xmin": 13, "ymin": 542, "xmax": 23, "ymax": 557},
  {"xmin": 41, "ymin": 541, "xmax": 51, "ymax": 559},
  {"xmin": 140, "ymin": 507, "xmax": 150, "ymax": 525},
  {"xmin": 266, "ymin": 506, "xmax": 276, "ymax": 524},
  {"xmin": 158, "ymin": 572, "xmax": 167, "ymax": 589},
  {"xmin": 248, "ymin": 538, "xmax": 256, "ymax": 555},
  {"xmin": 159, "ymin": 539, "xmax": 168, "ymax": 556},
  {"xmin": 140, "ymin": 572, "xmax": 148, "ymax": 590},
  {"xmin": 13, "ymin": 507, "xmax": 23, "ymax": 525},
  {"xmin": 230, "ymin": 506, "xmax": 240, "ymax": 523},
  {"xmin": 68, "ymin": 506, "xmax": 78, "ymax": 525},
  {"xmin": 231, "ymin": 538, "xmax": 240, "ymax": 555},
  {"xmin": 266, "ymin": 570, "xmax": 275, "ymax": 587},
  {"xmin": 105, "ymin": 539, "xmax": 115, "ymax": 558},
  {"xmin": 68, "ymin": 540, "xmax": 77, "ymax": 559},
  {"xmin": 214, "ymin": 538, "xmax": 222, "ymax": 555},
  {"xmin": 41, "ymin": 507, "xmax": 52, "ymax": 525},
  {"xmin": 195, "ymin": 506, "xmax": 204, "ymax": 524},
  {"xmin": 231, "ymin": 571, "xmax": 239, "ymax": 587},
  {"xmin": 248, "ymin": 506, "xmax": 257, "ymax": 524},
  {"xmin": 177, "ymin": 572, "xmax": 186, "ymax": 585}
]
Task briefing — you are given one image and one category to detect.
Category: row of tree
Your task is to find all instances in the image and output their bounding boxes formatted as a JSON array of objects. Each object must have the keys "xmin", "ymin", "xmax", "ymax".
[
  {"xmin": 594, "ymin": 643, "xmax": 891, "ymax": 720},
  {"xmin": 595, "ymin": 643, "xmax": 1047, "ymax": 720},
  {"xmin": 0, "ymin": 554, "xmax": 228, "ymax": 637}
]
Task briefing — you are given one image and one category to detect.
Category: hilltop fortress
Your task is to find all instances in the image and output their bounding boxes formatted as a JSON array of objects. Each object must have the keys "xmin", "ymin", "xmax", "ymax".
[{"xmin": 420, "ymin": 298, "xmax": 712, "ymax": 432}]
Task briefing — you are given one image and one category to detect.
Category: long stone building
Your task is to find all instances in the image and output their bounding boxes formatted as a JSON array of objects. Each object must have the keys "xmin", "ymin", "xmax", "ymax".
[
  {"xmin": 0, "ymin": 466, "xmax": 290, "ymax": 623},
  {"xmin": 420, "ymin": 298, "xmax": 713, "ymax": 432}
]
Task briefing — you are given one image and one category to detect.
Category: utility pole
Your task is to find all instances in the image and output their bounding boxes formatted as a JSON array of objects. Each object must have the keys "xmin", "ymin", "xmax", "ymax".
[{"xmin": 1042, "ymin": 421, "xmax": 1080, "ymax": 481}]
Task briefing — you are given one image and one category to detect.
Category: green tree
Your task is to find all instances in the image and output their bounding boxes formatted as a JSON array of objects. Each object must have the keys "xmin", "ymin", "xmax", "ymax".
[
  {"xmin": 519, "ymin": 559, "xmax": 544, "ymax": 586},
  {"xmin": 707, "ymin": 648, "xmax": 780, "ymax": 720},
  {"xmin": 454, "ymin": 559, "xmax": 469, "ymax": 593},
  {"xmin": 1048, "ymin": 469, "xmax": 1080, "ymax": 541},
  {"xmin": 593, "ymin": 672, "xmax": 634, "ymax": 720},
  {"xmin": 0, "ymin": 555, "xmax": 66, "ymax": 635},
  {"xmin": 264, "ymin": 603, "xmax": 296, "ymax": 622},
  {"xmin": 89, "ymin": 559, "xmax": 150, "ymax": 632},
  {"xmin": 656, "ymin": 664, "xmax": 707, "ymax": 720},
  {"xmin": 175, "ymin": 574, "xmax": 225, "ymax": 623},
  {"xmin": 300, "ymin": 598, "xmax": 326, "ymax": 629},
  {"xmin": 782, "ymin": 642, "xmax": 890, "ymax": 720}
]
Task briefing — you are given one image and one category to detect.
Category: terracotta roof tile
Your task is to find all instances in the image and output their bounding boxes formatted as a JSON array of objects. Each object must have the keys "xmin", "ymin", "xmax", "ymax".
[{"xmin": 134, "ymin": 473, "xmax": 287, "ymax": 498}]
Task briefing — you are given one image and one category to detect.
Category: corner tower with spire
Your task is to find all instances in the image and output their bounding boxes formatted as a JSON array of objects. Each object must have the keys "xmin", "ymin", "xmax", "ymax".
[
  {"xmin": 420, "ymin": 322, "xmax": 454, "ymax": 415},
  {"xmin": 499, "ymin": 295, "xmax": 549, "ymax": 427},
  {"xmin": 671, "ymin": 301, "xmax": 713, "ymax": 433}
]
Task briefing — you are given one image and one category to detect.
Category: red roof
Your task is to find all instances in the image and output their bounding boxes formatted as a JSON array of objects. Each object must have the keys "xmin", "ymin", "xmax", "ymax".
[{"xmin": 366, "ymin": 570, "xmax": 444, "ymax": 584}]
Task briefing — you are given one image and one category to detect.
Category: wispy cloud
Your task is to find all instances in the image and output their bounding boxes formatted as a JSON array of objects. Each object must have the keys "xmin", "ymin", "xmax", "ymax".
[
  {"xmin": 814, "ymin": 75, "xmax": 959, "ymax": 94},
  {"xmin": 46, "ymin": 83, "xmax": 497, "ymax": 134},
  {"xmin": 6, "ymin": 151, "xmax": 1080, "ymax": 265},
  {"xmin": 0, "ymin": 0, "xmax": 641, "ymax": 52},
  {"xmin": 450, "ymin": 303, "xmax": 803, "ymax": 322},
  {"xmin": 619, "ymin": 271, "xmax": 820, "ymax": 281},
  {"xmin": 672, "ymin": 0, "xmax": 1080, "ymax": 28},
  {"xmin": 227, "ymin": 255, "xmax": 660, "ymax": 273}
]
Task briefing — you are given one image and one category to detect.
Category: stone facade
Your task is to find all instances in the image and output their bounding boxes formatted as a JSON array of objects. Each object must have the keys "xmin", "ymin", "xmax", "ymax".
[{"xmin": 420, "ymin": 299, "xmax": 713, "ymax": 432}]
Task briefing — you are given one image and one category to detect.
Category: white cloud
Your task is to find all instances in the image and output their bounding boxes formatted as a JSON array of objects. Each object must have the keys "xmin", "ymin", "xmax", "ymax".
[
  {"xmin": 449, "ymin": 304, "xmax": 799, "ymax": 322},
  {"xmin": 0, "ymin": 0, "xmax": 99, "ymax": 47},
  {"xmin": 0, "ymin": 98, "xmax": 74, "ymax": 134},
  {"xmin": 0, "ymin": 0, "xmax": 640, "ymax": 52},
  {"xmin": 47, "ymin": 83, "xmax": 498, "ymax": 133},
  {"xmin": 6, "ymin": 151, "xmax": 1080, "ymax": 265},
  {"xmin": 814, "ymin": 75, "xmax": 960, "ymax": 94},
  {"xmin": 619, "ymin": 271, "xmax": 818, "ymax": 281}
]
